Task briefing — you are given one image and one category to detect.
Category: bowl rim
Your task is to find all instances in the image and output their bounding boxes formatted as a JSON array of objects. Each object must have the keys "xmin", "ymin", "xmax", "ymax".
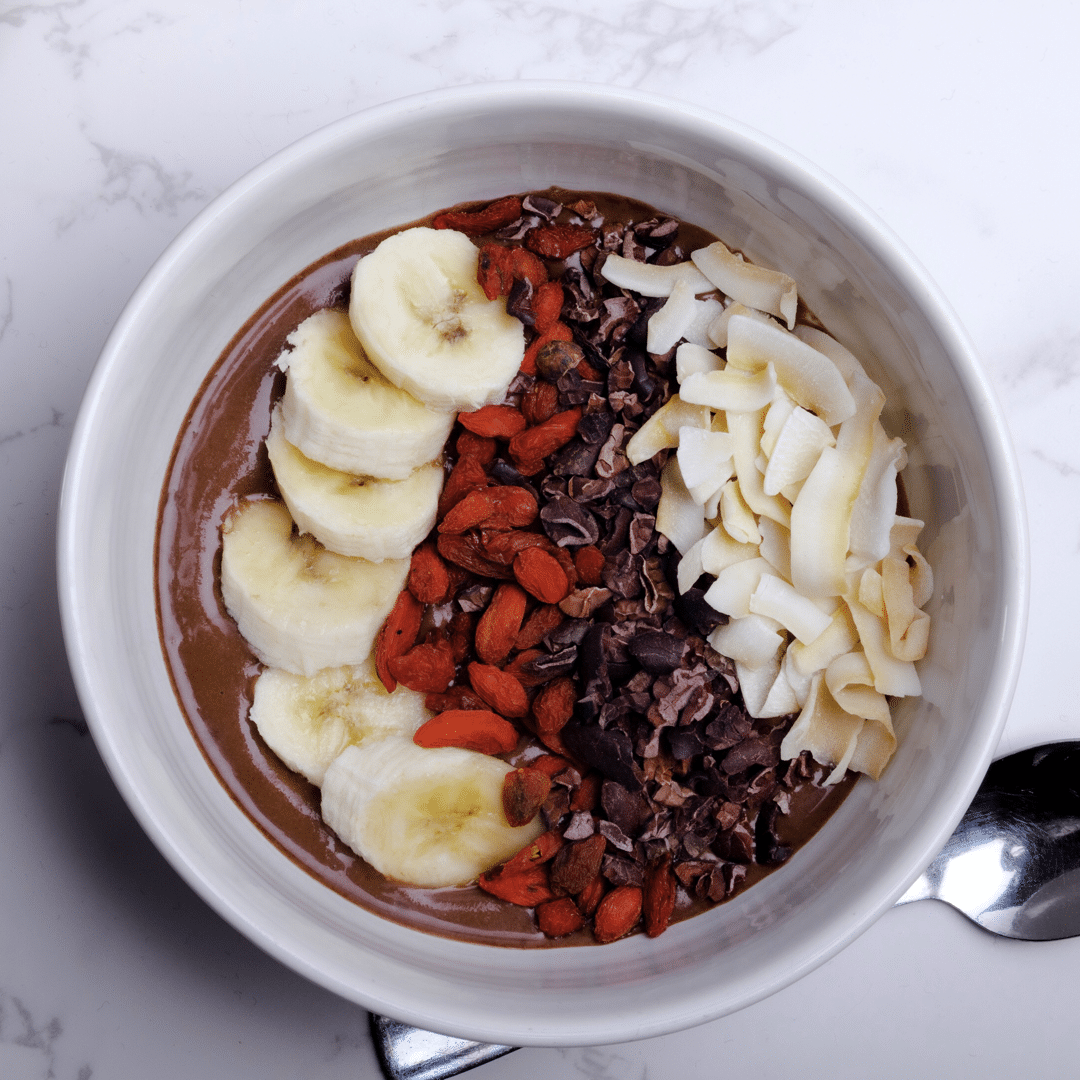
[{"xmin": 56, "ymin": 80, "xmax": 1029, "ymax": 1044}]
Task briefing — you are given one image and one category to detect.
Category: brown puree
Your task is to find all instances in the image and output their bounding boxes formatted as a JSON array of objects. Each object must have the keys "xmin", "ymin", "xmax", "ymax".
[{"xmin": 156, "ymin": 189, "xmax": 856, "ymax": 948}]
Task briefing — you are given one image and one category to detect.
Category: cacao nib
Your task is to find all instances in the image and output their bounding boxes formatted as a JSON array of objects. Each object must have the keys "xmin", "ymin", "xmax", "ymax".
[{"xmin": 540, "ymin": 494, "xmax": 600, "ymax": 547}]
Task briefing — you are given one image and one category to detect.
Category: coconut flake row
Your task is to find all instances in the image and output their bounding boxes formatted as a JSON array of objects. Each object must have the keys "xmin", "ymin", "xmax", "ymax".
[{"xmin": 603, "ymin": 239, "xmax": 932, "ymax": 784}]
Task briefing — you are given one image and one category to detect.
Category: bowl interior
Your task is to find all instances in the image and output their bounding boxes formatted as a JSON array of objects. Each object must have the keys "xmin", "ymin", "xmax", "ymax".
[{"xmin": 59, "ymin": 85, "xmax": 1025, "ymax": 1046}]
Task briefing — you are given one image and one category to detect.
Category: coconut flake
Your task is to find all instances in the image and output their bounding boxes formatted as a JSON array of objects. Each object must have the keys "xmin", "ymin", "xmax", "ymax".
[
  {"xmin": 599, "ymin": 252, "xmax": 713, "ymax": 297},
  {"xmin": 824, "ymin": 651, "xmax": 892, "ymax": 724},
  {"xmin": 647, "ymin": 278, "xmax": 699, "ymax": 354},
  {"xmin": 707, "ymin": 301, "xmax": 777, "ymax": 349},
  {"xmin": 779, "ymin": 672, "xmax": 864, "ymax": 784},
  {"xmin": 749, "ymin": 574, "xmax": 833, "ymax": 644},
  {"xmin": 703, "ymin": 556, "xmax": 773, "ymax": 618},
  {"xmin": 762, "ymin": 406, "xmax": 835, "ymax": 496},
  {"xmin": 691, "ymin": 240, "xmax": 798, "ymax": 328},
  {"xmin": 680, "ymin": 364, "xmax": 777, "ymax": 413},
  {"xmin": 719, "ymin": 479, "xmax": 762, "ymax": 546},
  {"xmin": 656, "ymin": 457, "xmax": 708, "ymax": 555},
  {"xmin": 709, "ymin": 614, "xmax": 785, "ymax": 668},
  {"xmin": 676, "ymin": 342, "xmax": 723, "ymax": 384},
  {"xmin": 625, "ymin": 395, "xmax": 712, "ymax": 465},
  {"xmin": 726, "ymin": 315, "xmax": 856, "ymax": 426}
]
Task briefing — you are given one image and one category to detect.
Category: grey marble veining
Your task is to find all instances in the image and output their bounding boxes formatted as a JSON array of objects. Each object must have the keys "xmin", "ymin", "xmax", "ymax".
[{"xmin": 3, "ymin": 1, "xmax": 1080, "ymax": 1077}]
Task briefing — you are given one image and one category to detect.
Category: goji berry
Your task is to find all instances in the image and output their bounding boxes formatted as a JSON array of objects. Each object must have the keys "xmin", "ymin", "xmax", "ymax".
[
  {"xmin": 514, "ymin": 604, "xmax": 564, "ymax": 650},
  {"xmin": 474, "ymin": 582, "xmax": 528, "ymax": 664},
  {"xmin": 438, "ymin": 455, "xmax": 491, "ymax": 518},
  {"xmin": 570, "ymin": 772, "xmax": 602, "ymax": 813},
  {"xmin": 480, "ymin": 529, "xmax": 551, "ymax": 567},
  {"xmin": 436, "ymin": 533, "xmax": 514, "ymax": 579},
  {"xmin": 575, "ymin": 874, "xmax": 606, "ymax": 917},
  {"xmin": 532, "ymin": 281, "xmax": 564, "ymax": 334},
  {"xmin": 532, "ymin": 676, "xmax": 575, "ymax": 736},
  {"xmin": 438, "ymin": 486, "xmax": 538, "ymax": 534},
  {"xmin": 507, "ymin": 247, "xmax": 548, "ymax": 290},
  {"xmin": 413, "ymin": 709, "xmax": 519, "ymax": 756},
  {"xmin": 501, "ymin": 767, "xmax": 551, "ymax": 827},
  {"xmin": 508, "ymin": 408, "xmax": 582, "ymax": 464},
  {"xmin": 467, "ymin": 661, "xmax": 529, "ymax": 718},
  {"xmin": 425, "ymin": 685, "xmax": 488, "ymax": 713},
  {"xmin": 407, "ymin": 543, "xmax": 451, "ymax": 605},
  {"xmin": 524, "ymin": 223, "xmax": 597, "ymax": 259},
  {"xmin": 573, "ymin": 545, "xmax": 606, "ymax": 586},
  {"xmin": 643, "ymin": 853, "xmax": 677, "ymax": 938},
  {"xmin": 593, "ymin": 885, "xmax": 643, "ymax": 943},
  {"xmin": 500, "ymin": 828, "xmax": 565, "ymax": 875},
  {"xmin": 456, "ymin": 428, "xmax": 497, "ymax": 465},
  {"xmin": 374, "ymin": 589, "xmax": 423, "ymax": 692},
  {"xmin": 513, "ymin": 546, "xmax": 571, "ymax": 604},
  {"xmin": 433, "ymin": 196, "xmax": 522, "ymax": 237},
  {"xmin": 536, "ymin": 897, "xmax": 585, "ymax": 938},
  {"xmin": 458, "ymin": 404, "xmax": 527, "ymax": 439},
  {"xmin": 387, "ymin": 640, "xmax": 455, "ymax": 694},
  {"xmin": 477, "ymin": 863, "xmax": 556, "ymax": 907},
  {"xmin": 521, "ymin": 379, "xmax": 560, "ymax": 426}
]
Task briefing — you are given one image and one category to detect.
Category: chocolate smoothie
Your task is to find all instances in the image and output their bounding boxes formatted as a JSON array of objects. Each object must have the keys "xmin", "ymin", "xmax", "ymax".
[{"xmin": 156, "ymin": 190, "xmax": 856, "ymax": 947}]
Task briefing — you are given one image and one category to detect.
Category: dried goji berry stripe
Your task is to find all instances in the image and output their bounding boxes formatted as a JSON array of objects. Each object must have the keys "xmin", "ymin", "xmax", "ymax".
[{"xmin": 433, "ymin": 195, "xmax": 522, "ymax": 236}]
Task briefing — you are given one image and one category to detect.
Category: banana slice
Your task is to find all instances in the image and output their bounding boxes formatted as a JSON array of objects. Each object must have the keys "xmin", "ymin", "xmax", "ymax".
[
  {"xmin": 278, "ymin": 308, "xmax": 455, "ymax": 480},
  {"xmin": 266, "ymin": 405, "xmax": 443, "ymax": 561},
  {"xmin": 220, "ymin": 498, "xmax": 408, "ymax": 677},
  {"xmin": 322, "ymin": 737, "xmax": 544, "ymax": 887},
  {"xmin": 250, "ymin": 659, "xmax": 430, "ymax": 786},
  {"xmin": 349, "ymin": 227, "xmax": 525, "ymax": 411}
]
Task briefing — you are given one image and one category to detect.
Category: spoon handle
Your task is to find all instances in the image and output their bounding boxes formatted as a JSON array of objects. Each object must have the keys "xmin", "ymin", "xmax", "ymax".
[{"xmin": 370, "ymin": 1014, "xmax": 516, "ymax": 1079}]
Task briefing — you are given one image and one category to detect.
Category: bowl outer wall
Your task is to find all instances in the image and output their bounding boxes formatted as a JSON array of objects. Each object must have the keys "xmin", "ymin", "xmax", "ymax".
[{"xmin": 57, "ymin": 83, "xmax": 1027, "ymax": 1046}]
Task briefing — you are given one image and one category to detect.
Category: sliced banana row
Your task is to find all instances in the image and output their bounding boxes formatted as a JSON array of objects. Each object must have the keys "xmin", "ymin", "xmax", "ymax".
[
  {"xmin": 617, "ymin": 238, "xmax": 932, "ymax": 783},
  {"xmin": 220, "ymin": 225, "xmax": 537, "ymax": 887}
]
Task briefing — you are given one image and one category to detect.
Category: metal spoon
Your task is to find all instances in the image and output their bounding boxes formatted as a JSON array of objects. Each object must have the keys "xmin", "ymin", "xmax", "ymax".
[{"xmin": 371, "ymin": 741, "xmax": 1080, "ymax": 1079}]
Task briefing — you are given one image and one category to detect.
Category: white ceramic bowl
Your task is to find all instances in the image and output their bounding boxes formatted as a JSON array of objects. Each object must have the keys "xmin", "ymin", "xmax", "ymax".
[{"xmin": 57, "ymin": 83, "xmax": 1027, "ymax": 1046}]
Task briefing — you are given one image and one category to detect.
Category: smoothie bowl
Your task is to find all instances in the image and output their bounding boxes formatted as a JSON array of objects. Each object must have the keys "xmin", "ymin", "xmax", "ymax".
[{"xmin": 57, "ymin": 83, "xmax": 1026, "ymax": 1046}]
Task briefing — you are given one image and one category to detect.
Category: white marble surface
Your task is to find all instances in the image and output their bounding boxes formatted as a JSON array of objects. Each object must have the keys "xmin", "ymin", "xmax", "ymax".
[{"xmin": 2, "ymin": 1, "xmax": 1078, "ymax": 1076}]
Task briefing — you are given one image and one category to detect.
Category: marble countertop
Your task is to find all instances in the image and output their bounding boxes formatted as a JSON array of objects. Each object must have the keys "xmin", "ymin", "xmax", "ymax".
[{"xmin": 3, "ymin": 2, "xmax": 1078, "ymax": 1077}]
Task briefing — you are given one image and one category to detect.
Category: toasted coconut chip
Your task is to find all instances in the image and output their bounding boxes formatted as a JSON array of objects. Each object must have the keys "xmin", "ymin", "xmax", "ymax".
[
  {"xmin": 792, "ymin": 324, "xmax": 870, "ymax": 383},
  {"xmin": 881, "ymin": 556, "xmax": 930, "ymax": 661},
  {"xmin": 682, "ymin": 297, "xmax": 726, "ymax": 348},
  {"xmin": 676, "ymin": 341, "xmax": 723, "ymax": 384},
  {"xmin": 728, "ymin": 409, "xmax": 791, "ymax": 527},
  {"xmin": 845, "ymin": 598, "xmax": 922, "ymax": 697},
  {"xmin": 707, "ymin": 301, "xmax": 778, "ymax": 349},
  {"xmin": 857, "ymin": 566, "xmax": 885, "ymax": 617},
  {"xmin": 719, "ymin": 478, "xmax": 762, "ymax": 546},
  {"xmin": 704, "ymin": 556, "xmax": 773, "ymax": 618},
  {"xmin": 726, "ymin": 315, "xmax": 856, "ymax": 426},
  {"xmin": 757, "ymin": 516, "xmax": 791, "ymax": 583},
  {"xmin": 787, "ymin": 605, "xmax": 859, "ymax": 678},
  {"xmin": 648, "ymin": 278, "xmax": 700, "ymax": 354},
  {"xmin": 749, "ymin": 574, "xmax": 832, "ymax": 645},
  {"xmin": 889, "ymin": 515, "xmax": 924, "ymax": 553},
  {"xmin": 762, "ymin": 405, "xmax": 835, "ymax": 496},
  {"xmin": 825, "ymin": 651, "xmax": 892, "ymax": 724},
  {"xmin": 780, "ymin": 672, "xmax": 864, "ymax": 784},
  {"xmin": 889, "ymin": 517, "xmax": 934, "ymax": 609},
  {"xmin": 599, "ymin": 252, "xmax": 713, "ymax": 297},
  {"xmin": 760, "ymin": 387, "xmax": 797, "ymax": 457},
  {"xmin": 680, "ymin": 364, "xmax": 777, "ymax": 413},
  {"xmin": 709, "ymin": 614, "xmax": 784, "ymax": 668},
  {"xmin": 735, "ymin": 652, "xmax": 799, "ymax": 719},
  {"xmin": 782, "ymin": 647, "xmax": 813, "ymax": 707},
  {"xmin": 848, "ymin": 422, "xmax": 904, "ymax": 564},
  {"xmin": 699, "ymin": 524, "xmax": 759, "ymax": 577},
  {"xmin": 656, "ymin": 457, "xmax": 708, "ymax": 555},
  {"xmin": 625, "ymin": 394, "xmax": 712, "ymax": 465},
  {"xmin": 848, "ymin": 711, "xmax": 896, "ymax": 781},
  {"xmin": 691, "ymin": 241, "xmax": 798, "ymax": 329},
  {"xmin": 789, "ymin": 368, "xmax": 883, "ymax": 598},
  {"xmin": 677, "ymin": 427, "xmax": 735, "ymax": 505},
  {"xmin": 677, "ymin": 534, "xmax": 706, "ymax": 595}
]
